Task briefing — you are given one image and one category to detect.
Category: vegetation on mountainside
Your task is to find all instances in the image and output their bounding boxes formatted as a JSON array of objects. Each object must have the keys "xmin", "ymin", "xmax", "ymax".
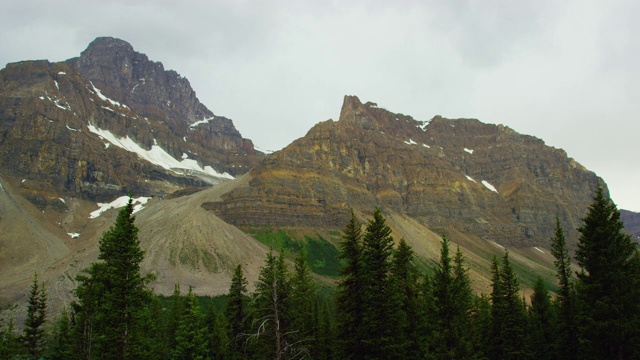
[{"xmin": 1, "ymin": 190, "xmax": 639, "ymax": 359}]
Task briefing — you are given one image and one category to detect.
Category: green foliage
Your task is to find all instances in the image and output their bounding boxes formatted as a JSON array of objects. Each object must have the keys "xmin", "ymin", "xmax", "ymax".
[
  {"xmin": 304, "ymin": 235, "xmax": 341, "ymax": 277},
  {"xmin": 528, "ymin": 277, "xmax": 555, "ymax": 360},
  {"xmin": 226, "ymin": 265, "xmax": 249, "ymax": 359},
  {"xmin": 335, "ymin": 209, "xmax": 365, "ymax": 360},
  {"xmin": 172, "ymin": 287, "xmax": 209, "ymax": 360},
  {"xmin": 575, "ymin": 187, "xmax": 640, "ymax": 359},
  {"xmin": 22, "ymin": 272, "xmax": 47, "ymax": 359},
  {"xmin": 47, "ymin": 308, "xmax": 74, "ymax": 360},
  {"xmin": 72, "ymin": 198, "xmax": 154, "ymax": 360},
  {"xmin": 248, "ymin": 229, "xmax": 300, "ymax": 253},
  {"xmin": 0, "ymin": 307, "xmax": 21, "ymax": 359}
]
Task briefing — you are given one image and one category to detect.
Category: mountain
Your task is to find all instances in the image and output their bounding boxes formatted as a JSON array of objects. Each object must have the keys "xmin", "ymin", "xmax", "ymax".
[
  {"xmin": 0, "ymin": 38, "xmax": 631, "ymax": 315},
  {"xmin": 621, "ymin": 209, "xmax": 640, "ymax": 241},
  {"xmin": 207, "ymin": 96, "xmax": 603, "ymax": 250},
  {"xmin": 0, "ymin": 37, "xmax": 265, "ymax": 310},
  {"xmin": 0, "ymin": 36, "xmax": 263, "ymax": 209}
]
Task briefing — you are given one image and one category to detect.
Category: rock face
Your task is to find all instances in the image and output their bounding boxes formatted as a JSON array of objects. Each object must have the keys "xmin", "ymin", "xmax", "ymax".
[
  {"xmin": 208, "ymin": 95, "xmax": 603, "ymax": 248},
  {"xmin": 621, "ymin": 210, "xmax": 640, "ymax": 242},
  {"xmin": 0, "ymin": 37, "xmax": 263, "ymax": 206}
]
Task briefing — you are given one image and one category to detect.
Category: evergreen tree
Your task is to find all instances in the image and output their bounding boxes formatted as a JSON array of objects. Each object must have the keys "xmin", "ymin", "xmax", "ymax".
[
  {"xmin": 0, "ymin": 308, "xmax": 21, "ymax": 360},
  {"xmin": 360, "ymin": 207, "xmax": 404, "ymax": 359},
  {"xmin": 335, "ymin": 209, "xmax": 365, "ymax": 359},
  {"xmin": 289, "ymin": 245, "xmax": 316, "ymax": 355},
  {"xmin": 490, "ymin": 251, "xmax": 529, "ymax": 360},
  {"xmin": 250, "ymin": 250, "xmax": 293, "ymax": 360},
  {"xmin": 575, "ymin": 187, "xmax": 640, "ymax": 359},
  {"xmin": 166, "ymin": 283, "xmax": 184, "ymax": 351},
  {"xmin": 392, "ymin": 238, "xmax": 422, "ymax": 359},
  {"xmin": 226, "ymin": 265, "xmax": 249, "ymax": 359},
  {"xmin": 432, "ymin": 237, "xmax": 473, "ymax": 359},
  {"xmin": 47, "ymin": 308, "xmax": 75, "ymax": 360},
  {"xmin": 172, "ymin": 287, "xmax": 209, "ymax": 360},
  {"xmin": 205, "ymin": 307, "xmax": 230, "ymax": 360},
  {"xmin": 550, "ymin": 217, "xmax": 578, "ymax": 359},
  {"xmin": 22, "ymin": 272, "xmax": 47, "ymax": 359},
  {"xmin": 131, "ymin": 297, "xmax": 166, "ymax": 359},
  {"xmin": 73, "ymin": 198, "xmax": 153, "ymax": 360},
  {"xmin": 528, "ymin": 277, "xmax": 555, "ymax": 360}
]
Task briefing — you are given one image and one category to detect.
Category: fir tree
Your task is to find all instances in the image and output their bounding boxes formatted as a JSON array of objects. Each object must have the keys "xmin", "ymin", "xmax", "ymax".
[
  {"xmin": 432, "ymin": 237, "xmax": 473, "ymax": 359},
  {"xmin": 73, "ymin": 197, "xmax": 153, "ymax": 360},
  {"xmin": 172, "ymin": 287, "xmax": 209, "ymax": 360},
  {"xmin": 251, "ymin": 250, "xmax": 292, "ymax": 360},
  {"xmin": 205, "ymin": 307, "xmax": 229, "ymax": 360},
  {"xmin": 47, "ymin": 308, "xmax": 75, "ymax": 360},
  {"xmin": 528, "ymin": 277, "xmax": 555, "ymax": 360},
  {"xmin": 335, "ymin": 209, "xmax": 365, "ymax": 360},
  {"xmin": 575, "ymin": 187, "xmax": 640, "ymax": 359},
  {"xmin": 226, "ymin": 265, "xmax": 248, "ymax": 359},
  {"xmin": 22, "ymin": 272, "xmax": 47, "ymax": 359},
  {"xmin": 0, "ymin": 307, "xmax": 20, "ymax": 360},
  {"xmin": 360, "ymin": 207, "xmax": 404, "ymax": 359},
  {"xmin": 392, "ymin": 238, "xmax": 422, "ymax": 359},
  {"xmin": 490, "ymin": 251, "xmax": 529, "ymax": 360},
  {"xmin": 550, "ymin": 217, "xmax": 578, "ymax": 359},
  {"xmin": 290, "ymin": 245, "xmax": 316, "ymax": 354}
]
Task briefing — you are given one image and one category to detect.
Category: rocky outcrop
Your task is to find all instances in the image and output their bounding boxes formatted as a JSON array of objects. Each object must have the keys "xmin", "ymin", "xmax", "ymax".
[
  {"xmin": 621, "ymin": 210, "xmax": 640, "ymax": 242},
  {"xmin": 0, "ymin": 38, "xmax": 263, "ymax": 206},
  {"xmin": 207, "ymin": 96, "xmax": 603, "ymax": 248}
]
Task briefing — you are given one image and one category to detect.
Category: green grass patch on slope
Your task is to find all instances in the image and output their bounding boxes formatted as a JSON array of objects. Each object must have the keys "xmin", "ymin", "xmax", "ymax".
[{"xmin": 304, "ymin": 234, "xmax": 342, "ymax": 277}]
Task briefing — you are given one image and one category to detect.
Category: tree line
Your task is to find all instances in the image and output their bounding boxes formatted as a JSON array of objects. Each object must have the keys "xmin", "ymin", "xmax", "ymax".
[{"xmin": 1, "ymin": 186, "xmax": 639, "ymax": 359}]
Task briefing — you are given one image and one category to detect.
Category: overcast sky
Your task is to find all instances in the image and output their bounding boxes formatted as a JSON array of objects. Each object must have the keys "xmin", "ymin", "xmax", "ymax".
[{"xmin": 2, "ymin": 0, "xmax": 639, "ymax": 211}]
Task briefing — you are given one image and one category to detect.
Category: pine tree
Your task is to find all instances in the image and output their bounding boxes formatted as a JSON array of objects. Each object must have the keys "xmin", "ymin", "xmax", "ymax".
[
  {"xmin": 73, "ymin": 197, "xmax": 153, "ymax": 360},
  {"xmin": 205, "ymin": 307, "xmax": 230, "ymax": 360},
  {"xmin": 575, "ymin": 186, "xmax": 640, "ymax": 359},
  {"xmin": 172, "ymin": 287, "xmax": 209, "ymax": 360},
  {"xmin": 550, "ymin": 217, "xmax": 578, "ymax": 359},
  {"xmin": 360, "ymin": 207, "xmax": 404, "ymax": 359},
  {"xmin": 0, "ymin": 307, "xmax": 20, "ymax": 360},
  {"xmin": 22, "ymin": 272, "xmax": 47, "ymax": 359},
  {"xmin": 226, "ymin": 265, "xmax": 248, "ymax": 359},
  {"xmin": 335, "ymin": 209, "xmax": 365, "ymax": 360},
  {"xmin": 528, "ymin": 277, "xmax": 555, "ymax": 360}
]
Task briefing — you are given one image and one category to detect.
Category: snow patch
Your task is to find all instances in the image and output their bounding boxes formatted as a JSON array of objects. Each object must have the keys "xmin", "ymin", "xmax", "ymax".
[
  {"xmin": 189, "ymin": 116, "xmax": 215, "ymax": 128},
  {"xmin": 105, "ymin": 143, "xmax": 110, "ymax": 149},
  {"xmin": 481, "ymin": 180, "xmax": 498, "ymax": 193},
  {"xmin": 39, "ymin": 96, "xmax": 45, "ymax": 100},
  {"xmin": 66, "ymin": 125, "xmax": 79, "ymax": 132},
  {"xmin": 465, "ymin": 175, "xmax": 477, "ymax": 183},
  {"xmin": 534, "ymin": 247, "xmax": 545, "ymax": 254},
  {"xmin": 404, "ymin": 139, "xmax": 417, "ymax": 145},
  {"xmin": 58, "ymin": 71, "xmax": 66, "ymax": 75},
  {"xmin": 68, "ymin": 233, "xmax": 80, "ymax": 239},
  {"xmin": 417, "ymin": 120, "xmax": 430, "ymax": 131},
  {"xmin": 87, "ymin": 125, "xmax": 234, "ymax": 179},
  {"xmin": 464, "ymin": 148, "xmax": 474, "ymax": 154},
  {"xmin": 255, "ymin": 146, "xmax": 275, "ymax": 155},
  {"xmin": 54, "ymin": 80, "xmax": 59, "ymax": 89},
  {"xmin": 59, "ymin": 198, "xmax": 66, "ymax": 204},
  {"xmin": 21, "ymin": 179, "xmax": 26, "ymax": 183},
  {"xmin": 422, "ymin": 144, "xmax": 430, "ymax": 148},
  {"xmin": 491, "ymin": 241, "xmax": 504, "ymax": 249},
  {"xmin": 90, "ymin": 81, "xmax": 129, "ymax": 109},
  {"xmin": 89, "ymin": 196, "xmax": 151, "ymax": 219}
]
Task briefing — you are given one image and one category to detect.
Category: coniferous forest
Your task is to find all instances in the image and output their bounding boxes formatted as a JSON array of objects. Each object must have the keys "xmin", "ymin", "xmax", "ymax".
[{"xmin": 1, "ymin": 187, "xmax": 639, "ymax": 360}]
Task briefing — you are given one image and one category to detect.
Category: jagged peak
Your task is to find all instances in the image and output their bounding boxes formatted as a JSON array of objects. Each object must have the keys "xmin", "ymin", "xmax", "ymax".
[{"xmin": 83, "ymin": 36, "xmax": 135, "ymax": 53}]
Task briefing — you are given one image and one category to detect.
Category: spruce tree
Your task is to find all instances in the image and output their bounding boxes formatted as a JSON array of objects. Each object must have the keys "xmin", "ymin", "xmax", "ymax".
[
  {"xmin": 528, "ymin": 277, "xmax": 555, "ymax": 360},
  {"xmin": 432, "ymin": 237, "xmax": 473, "ymax": 359},
  {"xmin": 251, "ymin": 250, "xmax": 292, "ymax": 360},
  {"xmin": 550, "ymin": 218, "xmax": 578, "ymax": 359},
  {"xmin": 575, "ymin": 187, "xmax": 640, "ymax": 359},
  {"xmin": 360, "ymin": 207, "xmax": 404, "ymax": 359},
  {"xmin": 489, "ymin": 251, "xmax": 529, "ymax": 360},
  {"xmin": 0, "ymin": 308, "xmax": 20, "ymax": 360},
  {"xmin": 73, "ymin": 197, "xmax": 153, "ymax": 360},
  {"xmin": 335, "ymin": 209, "xmax": 365, "ymax": 359},
  {"xmin": 226, "ymin": 265, "xmax": 248, "ymax": 359},
  {"xmin": 22, "ymin": 272, "xmax": 47, "ymax": 359},
  {"xmin": 392, "ymin": 238, "xmax": 422, "ymax": 359},
  {"xmin": 172, "ymin": 287, "xmax": 209, "ymax": 360},
  {"xmin": 290, "ymin": 245, "xmax": 316, "ymax": 353},
  {"xmin": 47, "ymin": 308, "xmax": 75, "ymax": 360}
]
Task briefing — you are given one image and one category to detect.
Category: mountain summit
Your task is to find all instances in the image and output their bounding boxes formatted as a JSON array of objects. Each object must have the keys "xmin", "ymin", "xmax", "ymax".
[{"xmin": 208, "ymin": 95, "xmax": 602, "ymax": 249}]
